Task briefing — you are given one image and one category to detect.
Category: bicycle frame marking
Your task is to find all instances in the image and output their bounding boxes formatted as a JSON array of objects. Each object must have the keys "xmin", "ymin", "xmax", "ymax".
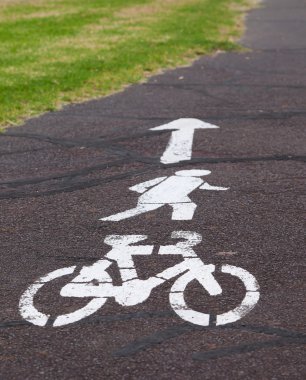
[{"xmin": 19, "ymin": 231, "xmax": 260, "ymax": 327}]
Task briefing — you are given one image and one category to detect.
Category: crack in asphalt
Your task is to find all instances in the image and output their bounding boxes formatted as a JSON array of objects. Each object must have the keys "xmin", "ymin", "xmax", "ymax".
[
  {"xmin": 2, "ymin": 109, "xmax": 306, "ymax": 149},
  {"xmin": 192, "ymin": 338, "xmax": 306, "ymax": 361},
  {"xmin": 0, "ymin": 158, "xmax": 128, "ymax": 187},
  {"xmin": 0, "ymin": 168, "xmax": 152, "ymax": 200},
  {"xmin": 144, "ymin": 83, "xmax": 306, "ymax": 90},
  {"xmin": 0, "ymin": 310, "xmax": 173, "ymax": 330},
  {"xmin": 0, "ymin": 147, "xmax": 46, "ymax": 157},
  {"xmin": 0, "ymin": 152, "xmax": 304, "ymax": 200},
  {"xmin": 1, "ymin": 311, "xmax": 305, "ymax": 361},
  {"xmin": 112, "ymin": 321, "xmax": 306, "ymax": 359},
  {"xmin": 1, "ymin": 154, "xmax": 305, "ymax": 188}
]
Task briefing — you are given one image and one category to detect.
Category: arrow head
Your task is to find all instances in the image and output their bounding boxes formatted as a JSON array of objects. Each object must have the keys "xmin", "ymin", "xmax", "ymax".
[{"xmin": 150, "ymin": 118, "xmax": 219, "ymax": 131}]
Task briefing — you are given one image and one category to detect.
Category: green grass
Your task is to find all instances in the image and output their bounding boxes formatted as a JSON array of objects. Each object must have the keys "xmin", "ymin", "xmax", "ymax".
[{"xmin": 0, "ymin": 0, "xmax": 255, "ymax": 128}]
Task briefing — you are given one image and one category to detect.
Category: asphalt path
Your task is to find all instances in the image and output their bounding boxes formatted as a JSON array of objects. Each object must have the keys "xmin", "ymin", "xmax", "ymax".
[{"xmin": 1, "ymin": 0, "xmax": 306, "ymax": 378}]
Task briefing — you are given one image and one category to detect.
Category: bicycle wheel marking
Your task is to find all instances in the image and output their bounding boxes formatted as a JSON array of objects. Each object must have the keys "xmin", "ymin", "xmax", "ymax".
[
  {"xmin": 216, "ymin": 265, "xmax": 260, "ymax": 326},
  {"xmin": 19, "ymin": 118, "xmax": 260, "ymax": 328},
  {"xmin": 169, "ymin": 264, "xmax": 260, "ymax": 327},
  {"xmin": 19, "ymin": 266, "xmax": 76, "ymax": 327}
]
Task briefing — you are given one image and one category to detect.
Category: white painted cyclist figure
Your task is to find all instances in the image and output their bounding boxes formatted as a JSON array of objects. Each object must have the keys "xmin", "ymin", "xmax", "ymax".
[{"xmin": 101, "ymin": 169, "xmax": 228, "ymax": 221}]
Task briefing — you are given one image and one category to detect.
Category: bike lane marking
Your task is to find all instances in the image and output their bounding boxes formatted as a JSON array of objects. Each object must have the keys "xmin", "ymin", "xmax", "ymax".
[{"xmin": 18, "ymin": 118, "xmax": 260, "ymax": 329}]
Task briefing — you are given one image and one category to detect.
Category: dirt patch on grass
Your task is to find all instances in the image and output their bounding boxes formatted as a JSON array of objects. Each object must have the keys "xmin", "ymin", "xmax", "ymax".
[
  {"xmin": 229, "ymin": 0, "xmax": 261, "ymax": 12},
  {"xmin": 116, "ymin": 0, "xmax": 195, "ymax": 19},
  {"xmin": 53, "ymin": 33, "xmax": 123, "ymax": 51},
  {"xmin": 5, "ymin": 10, "xmax": 76, "ymax": 21},
  {"xmin": 0, "ymin": 0, "xmax": 62, "ymax": 7},
  {"xmin": 227, "ymin": 0, "xmax": 261, "ymax": 36}
]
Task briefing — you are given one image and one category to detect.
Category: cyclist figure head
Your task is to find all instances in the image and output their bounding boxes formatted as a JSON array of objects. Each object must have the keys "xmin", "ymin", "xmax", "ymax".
[{"xmin": 175, "ymin": 169, "xmax": 211, "ymax": 177}]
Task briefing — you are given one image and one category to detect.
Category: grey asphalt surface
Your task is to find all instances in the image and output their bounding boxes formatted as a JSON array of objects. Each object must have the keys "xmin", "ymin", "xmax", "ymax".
[{"xmin": 1, "ymin": 0, "xmax": 306, "ymax": 378}]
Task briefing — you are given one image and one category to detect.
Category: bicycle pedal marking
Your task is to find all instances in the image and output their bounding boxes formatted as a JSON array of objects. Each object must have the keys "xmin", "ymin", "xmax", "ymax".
[{"xmin": 19, "ymin": 231, "xmax": 260, "ymax": 327}]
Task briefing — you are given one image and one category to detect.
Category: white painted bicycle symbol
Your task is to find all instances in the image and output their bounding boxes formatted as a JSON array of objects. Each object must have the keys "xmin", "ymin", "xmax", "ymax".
[{"xmin": 20, "ymin": 231, "xmax": 260, "ymax": 327}]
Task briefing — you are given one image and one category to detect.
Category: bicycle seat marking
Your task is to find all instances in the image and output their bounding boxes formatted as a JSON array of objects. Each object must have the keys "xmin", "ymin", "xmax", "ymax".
[{"xmin": 19, "ymin": 231, "xmax": 260, "ymax": 327}]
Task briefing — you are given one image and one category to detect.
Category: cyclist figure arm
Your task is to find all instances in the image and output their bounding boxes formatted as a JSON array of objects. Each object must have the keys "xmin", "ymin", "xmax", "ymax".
[
  {"xmin": 129, "ymin": 176, "xmax": 167, "ymax": 193},
  {"xmin": 199, "ymin": 182, "xmax": 229, "ymax": 191}
]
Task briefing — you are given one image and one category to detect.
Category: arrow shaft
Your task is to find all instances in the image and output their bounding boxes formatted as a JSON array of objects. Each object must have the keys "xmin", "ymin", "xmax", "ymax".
[{"xmin": 161, "ymin": 129, "xmax": 195, "ymax": 164}]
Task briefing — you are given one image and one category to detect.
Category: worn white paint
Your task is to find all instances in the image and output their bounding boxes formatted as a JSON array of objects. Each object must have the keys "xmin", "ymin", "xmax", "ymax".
[
  {"xmin": 169, "ymin": 264, "xmax": 260, "ymax": 326},
  {"xmin": 101, "ymin": 170, "xmax": 228, "ymax": 222},
  {"xmin": 216, "ymin": 265, "xmax": 260, "ymax": 326},
  {"xmin": 19, "ymin": 266, "xmax": 76, "ymax": 327},
  {"xmin": 19, "ymin": 266, "xmax": 109, "ymax": 327},
  {"xmin": 19, "ymin": 231, "xmax": 259, "ymax": 327},
  {"xmin": 150, "ymin": 118, "xmax": 219, "ymax": 164}
]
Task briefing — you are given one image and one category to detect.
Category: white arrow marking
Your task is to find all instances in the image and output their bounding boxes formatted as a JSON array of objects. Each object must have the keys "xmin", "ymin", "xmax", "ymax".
[{"xmin": 150, "ymin": 118, "xmax": 219, "ymax": 164}]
